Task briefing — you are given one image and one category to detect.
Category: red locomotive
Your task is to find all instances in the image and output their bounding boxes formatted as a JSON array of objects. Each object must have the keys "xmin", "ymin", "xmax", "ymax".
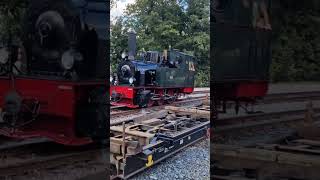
[
  {"xmin": 0, "ymin": 0, "xmax": 108, "ymax": 145},
  {"xmin": 110, "ymin": 31, "xmax": 196, "ymax": 108}
]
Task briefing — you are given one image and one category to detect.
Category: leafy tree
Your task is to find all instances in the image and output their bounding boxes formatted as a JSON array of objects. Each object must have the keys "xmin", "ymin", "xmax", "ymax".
[
  {"xmin": 0, "ymin": 0, "xmax": 27, "ymax": 42},
  {"xmin": 110, "ymin": 17, "xmax": 129, "ymax": 72},
  {"xmin": 111, "ymin": 0, "xmax": 210, "ymax": 87},
  {"xmin": 271, "ymin": 0, "xmax": 320, "ymax": 82}
]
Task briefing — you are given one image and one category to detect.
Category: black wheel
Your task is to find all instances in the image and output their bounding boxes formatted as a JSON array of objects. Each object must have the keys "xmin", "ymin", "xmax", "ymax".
[
  {"xmin": 76, "ymin": 87, "xmax": 107, "ymax": 139},
  {"xmin": 4, "ymin": 91, "xmax": 22, "ymax": 115},
  {"xmin": 3, "ymin": 91, "xmax": 22, "ymax": 126},
  {"xmin": 137, "ymin": 90, "xmax": 152, "ymax": 108}
]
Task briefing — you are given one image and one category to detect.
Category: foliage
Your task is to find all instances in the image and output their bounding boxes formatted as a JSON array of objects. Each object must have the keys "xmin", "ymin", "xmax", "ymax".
[
  {"xmin": 0, "ymin": 0, "xmax": 27, "ymax": 42},
  {"xmin": 271, "ymin": 0, "xmax": 320, "ymax": 82},
  {"xmin": 111, "ymin": 0, "xmax": 210, "ymax": 86},
  {"xmin": 110, "ymin": 17, "xmax": 130, "ymax": 72}
]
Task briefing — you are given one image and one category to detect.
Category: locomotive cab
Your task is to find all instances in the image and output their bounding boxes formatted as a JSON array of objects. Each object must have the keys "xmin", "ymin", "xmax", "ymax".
[{"xmin": 156, "ymin": 50, "xmax": 195, "ymax": 88}]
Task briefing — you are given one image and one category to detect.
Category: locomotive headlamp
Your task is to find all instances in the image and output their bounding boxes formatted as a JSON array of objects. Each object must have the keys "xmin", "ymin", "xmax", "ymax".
[
  {"xmin": 61, "ymin": 50, "xmax": 74, "ymax": 70},
  {"xmin": 121, "ymin": 52, "xmax": 127, "ymax": 59},
  {"xmin": 110, "ymin": 76, "xmax": 113, "ymax": 83},
  {"xmin": 0, "ymin": 48, "xmax": 9, "ymax": 64},
  {"xmin": 129, "ymin": 77, "xmax": 134, "ymax": 84}
]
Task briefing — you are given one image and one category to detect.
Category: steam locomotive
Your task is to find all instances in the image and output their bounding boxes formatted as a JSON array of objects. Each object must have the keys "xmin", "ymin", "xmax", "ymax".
[
  {"xmin": 110, "ymin": 31, "xmax": 196, "ymax": 108},
  {"xmin": 212, "ymin": 0, "xmax": 272, "ymax": 114},
  {"xmin": 0, "ymin": 0, "xmax": 108, "ymax": 145}
]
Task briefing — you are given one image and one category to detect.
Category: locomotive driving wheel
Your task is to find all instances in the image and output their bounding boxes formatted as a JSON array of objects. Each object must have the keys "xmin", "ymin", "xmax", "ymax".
[
  {"xmin": 2, "ymin": 91, "xmax": 41, "ymax": 128},
  {"xmin": 136, "ymin": 90, "xmax": 154, "ymax": 108},
  {"xmin": 2, "ymin": 91, "xmax": 22, "ymax": 126}
]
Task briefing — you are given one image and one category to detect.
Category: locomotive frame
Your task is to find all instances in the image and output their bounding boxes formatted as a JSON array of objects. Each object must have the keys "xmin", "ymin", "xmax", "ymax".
[{"xmin": 0, "ymin": 0, "xmax": 108, "ymax": 145}]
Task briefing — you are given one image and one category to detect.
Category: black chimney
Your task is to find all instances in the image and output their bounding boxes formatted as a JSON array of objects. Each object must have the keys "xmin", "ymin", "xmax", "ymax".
[{"xmin": 128, "ymin": 30, "xmax": 136, "ymax": 60}]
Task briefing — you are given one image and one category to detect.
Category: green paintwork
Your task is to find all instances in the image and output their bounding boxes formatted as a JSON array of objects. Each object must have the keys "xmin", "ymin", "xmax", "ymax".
[{"xmin": 156, "ymin": 50, "xmax": 195, "ymax": 87}]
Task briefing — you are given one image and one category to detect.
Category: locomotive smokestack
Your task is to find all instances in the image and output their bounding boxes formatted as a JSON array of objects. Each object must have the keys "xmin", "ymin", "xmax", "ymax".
[{"xmin": 128, "ymin": 29, "xmax": 136, "ymax": 60}]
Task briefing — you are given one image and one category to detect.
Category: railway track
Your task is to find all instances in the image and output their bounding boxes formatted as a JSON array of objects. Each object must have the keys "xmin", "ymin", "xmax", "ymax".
[
  {"xmin": 219, "ymin": 91, "xmax": 320, "ymax": 112},
  {"xmin": 0, "ymin": 137, "xmax": 50, "ymax": 151},
  {"xmin": 111, "ymin": 90, "xmax": 320, "ymax": 118},
  {"xmin": 262, "ymin": 91, "xmax": 320, "ymax": 103},
  {"xmin": 214, "ymin": 103, "xmax": 320, "ymax": 134},
  {"xmin": 213, "ymin": 90, "xmax": 320, "ymax": 133},
  {"xmin": 212, "ymin": 139, "xmax": 320, "ymax": 180},
  {"xmin": 111, "ymin": 95, "xmax": 209, "ymax": 125},
  {"xmin": 215, "ymin": 110, "xmax": 320, "ymax": 132},
  {"xmin": 0, "ymin": 142, "xmax": 108, "ymax": 178},
  {"xmin": 212, "ymin": 124, "xmax": 320, "ymax": 180},
  {"xmin": 212, "ymin": 97, "xmax": 320, "ymax": 180}
]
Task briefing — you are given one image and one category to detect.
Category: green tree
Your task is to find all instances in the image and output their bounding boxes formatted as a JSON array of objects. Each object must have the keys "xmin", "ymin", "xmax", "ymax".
[
  {"xmin": 0, "ymin": 0, "xmax": 27, "ymax": 42},
  {"xmin": 271, "ymin": 0, "xmax": 320, "ymax": 82},
  {"xmin": 111, "ymin": 0, "xmax": 210, "ymax": 87},
  {"xmin": 110, "ymin": 17, "xmax": 129, "ymax": 72},
  {"xmin": 179, "ymin": 0, "xmax": 210, "ymax": 86},
  {"xmin": 124, "ymin": 0, "xmax": 185, "ymax": 50}
]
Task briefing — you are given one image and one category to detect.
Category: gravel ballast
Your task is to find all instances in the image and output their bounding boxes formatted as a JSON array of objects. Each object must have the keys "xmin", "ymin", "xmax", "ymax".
[{"xmin": 131, "ymin": 139, "xmax": 210, "ymax": 180}]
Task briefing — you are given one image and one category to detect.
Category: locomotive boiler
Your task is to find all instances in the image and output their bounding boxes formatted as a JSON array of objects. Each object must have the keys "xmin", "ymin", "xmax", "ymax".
[
  {"xmin": 110, "ymin": 31, "xmax": 195, "ymax": 108},
  {"xmin": 0, "ymin": 0, "xmax": 108, "ymax": 145}
]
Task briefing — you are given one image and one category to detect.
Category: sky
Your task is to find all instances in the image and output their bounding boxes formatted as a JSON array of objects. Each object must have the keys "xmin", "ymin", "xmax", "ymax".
[{"xmin": 111, "ymin": 0, "xmax": 136, "ymax": 23}]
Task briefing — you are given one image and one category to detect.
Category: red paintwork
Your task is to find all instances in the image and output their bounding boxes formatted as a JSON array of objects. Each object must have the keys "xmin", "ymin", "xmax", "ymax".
[
  {"xmin": 0, "ymin": 77, "xmax": 105, "ymax": 146},
  {"xmin": 234, "ymin": 81, "xmax": 268, "ymax": 97},
  {"xmin": 182, "ymin": 87, "xmax": 194, "ymax": 93},
  {"xmin": 216, "ymin": 80, "xmax": 268, "ymax": 99},
  {"xmin": 110, "ymin": 85, "xmax": 194, "ymax": 108},
  {"xmin": 110, "ymin": 86, "xmax": 135, "ymax": 99}
]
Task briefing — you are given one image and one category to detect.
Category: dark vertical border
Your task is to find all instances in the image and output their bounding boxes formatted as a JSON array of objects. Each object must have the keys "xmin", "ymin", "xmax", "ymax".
[
  {"xmin": 105, "ymin": 0, "xmax": 111, "ymax": 179},
  {"xmin": 106, "ymin": 0, "xmax": 110, "ymax": 126},
  {"xmin": 80, "ymin": 1, "xmax": 110, "ymax": 179},
  {"xmin": 210, "ymin": 0, "xmax": 215, "ymax": 178}
]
